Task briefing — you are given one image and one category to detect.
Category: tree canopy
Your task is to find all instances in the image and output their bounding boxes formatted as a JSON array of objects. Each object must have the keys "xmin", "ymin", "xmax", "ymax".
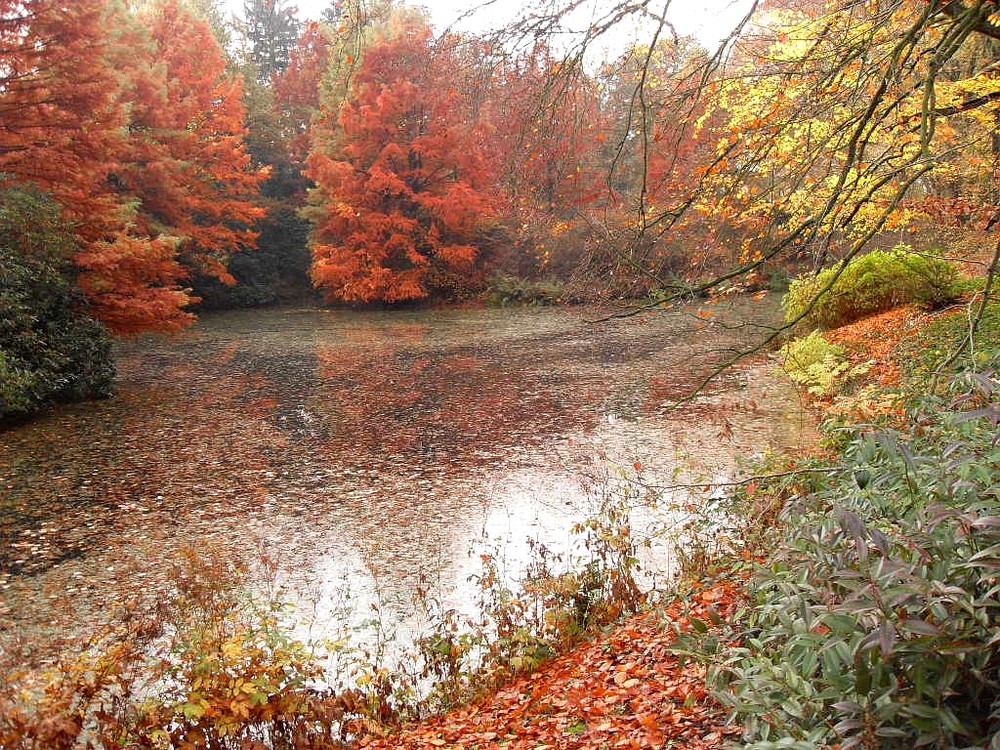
[
  {"xmin": 1, "ymin": 0, "xmax": 997, "ymax": 409},
  {"xmin": 305, "ymin": 15, "xmax": 499, "ymax": 303}
]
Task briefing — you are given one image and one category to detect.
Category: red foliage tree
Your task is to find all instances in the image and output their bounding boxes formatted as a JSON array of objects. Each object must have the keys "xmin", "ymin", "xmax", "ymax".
[
  {"xmin": 1, "ymin": 0, "xmax": 265, "ymax": 334},
  {"xmin": 305, "ymin": 18, "xmax": 498, "ymax": 304},
  {"xmin": 114, "ymin": 0, "xmax": 266, "ymax": 287},
  {"xmin": 0, "ymin": 0, "xmax": 192, "ymax": 333},
  {"xmin": 0, "ymin": 0, "xmax": 126, "ymax": 237},
  {"xmin": 486, "ymin": 44, "xmax": 608, "ymax": 278}
]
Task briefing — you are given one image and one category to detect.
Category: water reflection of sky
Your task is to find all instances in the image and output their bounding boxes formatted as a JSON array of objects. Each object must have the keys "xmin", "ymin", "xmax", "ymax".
[{"xmin": 0, "ymin": 303, "xmax": 813, "ymax": 666}]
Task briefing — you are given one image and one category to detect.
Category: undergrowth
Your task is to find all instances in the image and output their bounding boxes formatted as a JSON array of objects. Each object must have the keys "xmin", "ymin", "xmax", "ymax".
[
  {"xmin": 779, "ymin": 330, "xmax": 868, "ymax": 396},
  {"xmin": 906, "ymin": 298, "xmax": 1000, "ymax": 380},
  {"xmin": 483, "ymin": 273, "xmax": 567, "ymax": 306},
  {"xmin": 783, "ymin": 247, "xmax": 961, "ymax": 330},
  {"xmin": 675, "ymin": 280, "xmax": 1000, "ymax": 748},
  {"xmin": 0, "ymin": 484, "xmax": 649, "ymax": 748}
]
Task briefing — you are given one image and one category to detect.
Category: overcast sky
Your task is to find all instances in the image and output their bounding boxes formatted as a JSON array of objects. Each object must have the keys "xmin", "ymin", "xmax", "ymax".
[{"xmin": 221, "ymin": 0, "xmax": 755, "ymax": 49}]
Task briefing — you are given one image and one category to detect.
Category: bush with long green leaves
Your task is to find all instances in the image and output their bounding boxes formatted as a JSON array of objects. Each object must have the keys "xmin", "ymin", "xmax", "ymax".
[
  {"xmin": 783, "ymin": 247, "xmax": 961, "ymax": 330},
  {"xmin": 697, "ymin": 370, "xmax": 1000, "ymax": 749}
]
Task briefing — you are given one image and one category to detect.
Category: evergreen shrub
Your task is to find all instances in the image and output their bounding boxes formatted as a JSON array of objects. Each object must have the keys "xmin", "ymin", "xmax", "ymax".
[
  {"xmin": 783, "ymin": 247, "xmax": 960, "ymax": 329},
  {"xmin": 690, "ymin": 371, "xmax": 1000, "ymax": 749},
  {"xmin": 0, "ymin": 187, "xmax": 114, "ymax": 420}
]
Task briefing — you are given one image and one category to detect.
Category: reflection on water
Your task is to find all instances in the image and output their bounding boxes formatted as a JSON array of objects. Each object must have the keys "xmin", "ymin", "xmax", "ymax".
[{"xmin": 0, "ymin": 302, "xmax": 812, "ymax": 664}]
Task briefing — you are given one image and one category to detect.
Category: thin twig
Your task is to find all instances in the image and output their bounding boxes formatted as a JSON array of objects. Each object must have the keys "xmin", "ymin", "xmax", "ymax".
[{"xmin": 629, "ymin": 466, "xmax": 844, "ymax": 494}]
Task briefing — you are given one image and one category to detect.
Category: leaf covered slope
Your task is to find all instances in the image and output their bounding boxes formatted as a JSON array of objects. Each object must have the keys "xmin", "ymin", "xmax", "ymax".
[{"xmin": 356, "ymin": 586, "xmax": 741, "ymax": 750}]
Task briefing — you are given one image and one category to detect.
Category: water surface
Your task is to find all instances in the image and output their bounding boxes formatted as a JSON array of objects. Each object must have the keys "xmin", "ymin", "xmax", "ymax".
[{"xmin": 0, "ymin": 302, "xmax": 811, "ymax": 664}]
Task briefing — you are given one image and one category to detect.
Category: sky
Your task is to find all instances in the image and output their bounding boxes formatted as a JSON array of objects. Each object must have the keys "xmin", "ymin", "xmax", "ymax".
[{"xmin": 221, "ymin": 0, "xmax": 755, "ymax": 49}]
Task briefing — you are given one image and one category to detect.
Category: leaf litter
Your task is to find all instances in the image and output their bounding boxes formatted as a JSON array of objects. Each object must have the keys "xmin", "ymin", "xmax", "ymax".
[{"xmin": 354, "ymin": 582, "xmax": 743, "ymax": 749}]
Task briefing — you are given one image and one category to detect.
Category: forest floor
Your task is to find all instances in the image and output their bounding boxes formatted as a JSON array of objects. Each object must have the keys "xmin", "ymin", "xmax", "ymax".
[{"xmin": 354, "ymin": 580, "xmax": 744, "ymax": 750}]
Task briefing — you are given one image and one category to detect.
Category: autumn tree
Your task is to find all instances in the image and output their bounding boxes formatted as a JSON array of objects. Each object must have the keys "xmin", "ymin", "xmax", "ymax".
[
  {"xmin": 0, "ymin": 0, "xmax": 268, "ymax": 334},
  {"xmin": 0, "ymin": 0, "xmax": 189, "ymax": 333},
  {"xmin": 485, "ymin": 44, "xmax": 608, "ymax": 280},
  {"xmin": 83, "ymin": 0, "xmax": 266, "ymax": 328},
  {"xmin": 669, "ymin": 0, "xmax": 1000, "ymax": 296},
  {"xmin": 0, "ymin": 0, "xmax": 125, "ymax": 240},
  {"xmin": 305, "ymin": 15, "xmax": 498, "ymax": 303},
  {"xmin": 274, "ymin": 22, "xmax": 334, "ymax": 165}
]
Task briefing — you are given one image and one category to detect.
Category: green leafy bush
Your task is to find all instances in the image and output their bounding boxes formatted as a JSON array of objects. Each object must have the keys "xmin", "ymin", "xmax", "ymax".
[
  {"xmin": 0, "ymin": 187, "xmax": 114, "ymax": 420},
  {"xmin": 192, "ymin": 204, "xmax": 313, "ymax": 310},
  {"xmin": 484, "ymin": 273, "xmax": 566, "ymax": 306},
  {"xmin": 783, "ymin": 247, "xmax": 961, "ymax": 330},
  {"xmin": 700, "ymin": 371, "xmax": 1000, "ymax": 749},
  {"xmin": 779, "ymin": 330, "xmax": 856, "ymax": 395}
]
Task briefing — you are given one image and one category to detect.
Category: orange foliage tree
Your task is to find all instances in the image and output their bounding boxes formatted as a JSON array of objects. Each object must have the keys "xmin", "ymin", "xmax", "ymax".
[
  {"xmin": 305, "ymin": 17, "xmax": 498, "ymax": 304},
  {"xmin": 94, "ymin": 0, "xmax": 266, "ymax": 331},
  {"xmin": 0, "ymin": 0, "xmax": 189, "ymax": 334},
  {"xmin": 488, "ymin": 44, "xmax": 608, "ymax": 279},
  {"xmin": 273, "ymin": 22, "xmax": 333, "ymax": 166},
  {"xmin": 0, "ymin": 0, "xmax": 121, "ymax": 221},
  {"xmin": 1, "ymin": 0, "xmax": 265, "ymax": 334}
]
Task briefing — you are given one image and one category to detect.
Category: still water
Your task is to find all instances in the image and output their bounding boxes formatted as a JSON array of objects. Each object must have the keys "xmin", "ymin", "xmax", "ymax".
[{"xmin": 0, "ymin": 302, "xmax": 811, "ymax": 664}]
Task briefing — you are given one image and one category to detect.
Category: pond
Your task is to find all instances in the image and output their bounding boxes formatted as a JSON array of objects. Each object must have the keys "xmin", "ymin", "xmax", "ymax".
[{"xmin": 0, "ymin": 301, "xmax": 813, "ymax": 667}]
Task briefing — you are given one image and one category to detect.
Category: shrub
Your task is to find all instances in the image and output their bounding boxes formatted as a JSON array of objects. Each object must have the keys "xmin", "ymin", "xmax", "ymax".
[
  {"xmin": 484, "ymin": 273, "xmax": 566, "ymax": 306},
  {"xmin": 0, "ymin": 549, "xmax": 345, "ymax": 750},
  {"xmin": 0, "ymin": 187, "xmax": 114, "ymax": 420},
  {"xmin": 783, "ymin": 246, "xmax": 961, "ymax": 330},
  {"xmin": 429, "ymin": 482, "xmax": 647, "ymax": 699},
  {"xmin": 779, "ymin": 330, "xmax": 857, "ymax": 396},
  {"xmin": 696, "ymin": 371, "xmax": 1000, "ymax": 749}
]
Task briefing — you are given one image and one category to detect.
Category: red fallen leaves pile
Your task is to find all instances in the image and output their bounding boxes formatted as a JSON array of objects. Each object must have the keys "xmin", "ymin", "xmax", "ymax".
[
  {"xmin": 354, "ymin": 583, "xmax": 742, "ymax": 750},
  {"xmin": 826, "ymin": 305, "xmax": 923, "ymax": 390}
]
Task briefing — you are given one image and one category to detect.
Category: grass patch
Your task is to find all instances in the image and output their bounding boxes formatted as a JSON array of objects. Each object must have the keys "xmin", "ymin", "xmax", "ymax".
[{"xmin": 902, "ymin": 298, "xmax": 1000, "ymax": 379}]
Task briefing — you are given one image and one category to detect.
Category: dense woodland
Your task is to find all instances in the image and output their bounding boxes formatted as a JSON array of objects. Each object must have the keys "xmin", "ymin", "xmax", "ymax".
[{"xmin": 2, "ymin": 0, "xmax": 998, "ymax": 418}]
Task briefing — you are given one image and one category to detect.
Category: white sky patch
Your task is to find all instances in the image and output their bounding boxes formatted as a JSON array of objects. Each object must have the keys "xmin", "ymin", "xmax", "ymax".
[{"xmin": 220, "ymin": 0, "xmax": 755, "ymax": 50}]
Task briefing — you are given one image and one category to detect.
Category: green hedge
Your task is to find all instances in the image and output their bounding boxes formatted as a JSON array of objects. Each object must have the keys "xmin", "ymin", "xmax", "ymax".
[
  {"xmin": 783, "ymin": 247, "xmax": 961, "ymax": 329},
  {"xmin": 0, "ymin": 187, "xmax": 114, "ymax": 420},
  {"xmin": 727, "ymin": 379, "xmax": 999, "ymax": 748}
]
